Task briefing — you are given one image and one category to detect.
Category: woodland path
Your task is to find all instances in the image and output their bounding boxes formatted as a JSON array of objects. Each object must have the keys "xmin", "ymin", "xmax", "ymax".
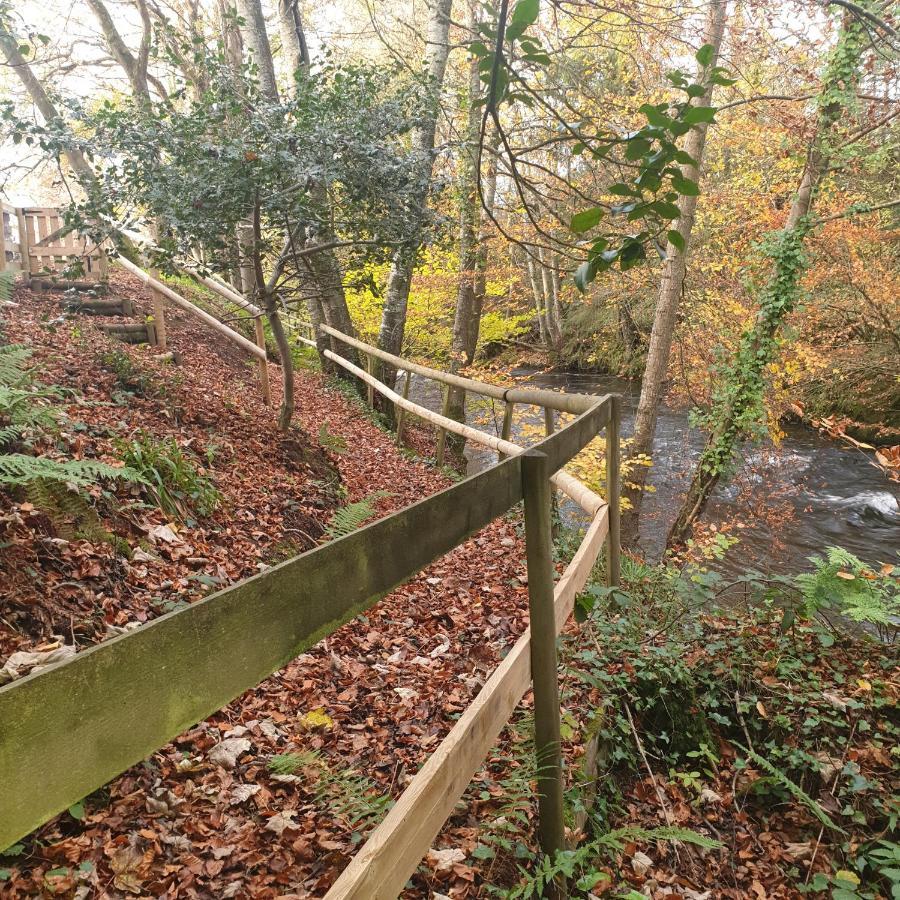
[{"xmin": 1, "ymin": 272, "xmax": 538, "ymax": 898}]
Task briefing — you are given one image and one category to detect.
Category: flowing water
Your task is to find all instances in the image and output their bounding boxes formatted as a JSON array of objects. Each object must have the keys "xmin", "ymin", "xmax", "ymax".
[{"xmin": 407, "ymin": 369, "xmax": 900, "ymax": 575}]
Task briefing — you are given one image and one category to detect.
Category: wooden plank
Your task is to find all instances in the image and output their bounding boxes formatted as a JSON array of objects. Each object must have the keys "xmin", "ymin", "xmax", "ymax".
[
  {"xmin": 0, "ymin": 456, "xmax": 530, "ymax": 849},
  {"xmin": 324, "ymin": 508, "xmax": 608, "ymax": 900}
]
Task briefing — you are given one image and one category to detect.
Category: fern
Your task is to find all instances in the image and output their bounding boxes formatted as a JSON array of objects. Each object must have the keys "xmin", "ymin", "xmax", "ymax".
[
  {"xmin": 795, "ymin": 546, "xmax": 898, "ymax": 630},
  {"xmin": 24, "ymin": 479, "xmax": 113, "ymax": 542},
  {"xmin": 0, "ymin": 453, "xmax": 141, "ymax": 488},
  {"xmin": 0, "ymin": 345, "xmax": 33, "ymax": 385},
  {"xmin": 504, "ymin": 824, "xmax": 721, "ymax": 899},
  {"xmin": 0, "ymin": 271, "xmax": 14, "ymax": 305},
  {"xmin": 318, "ymin": 422, "xmax": 348, "ymax": 454},
  {"xmin": 267, "ymin": 751, "xmax": 391, "ymax": 829},
  {"xmin": 324, "ymin": 490, "xmax": 390, "ymax": 540},
  {"xmin": 736, "ymin": 743, "xmax": 845, "ymax": 834}
]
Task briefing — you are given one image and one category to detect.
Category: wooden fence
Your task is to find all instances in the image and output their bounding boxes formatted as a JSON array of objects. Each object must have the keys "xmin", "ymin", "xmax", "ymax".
[
  {"xmin": 0, "ymin": 205, "xmax": 106, "ymax": 282},
  {"xmin": 0, "ymin": 328, "xmax": 620, "ymax": 899}
]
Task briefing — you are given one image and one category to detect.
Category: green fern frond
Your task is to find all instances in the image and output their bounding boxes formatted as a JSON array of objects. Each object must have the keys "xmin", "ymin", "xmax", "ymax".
[
  {"xmin": 318, "ymin": 422, "xmax": 348, "ymax": 454},
  {"xmin": 597, "ymin": 825, "xmax": 721, "ymax": 851},
  {"xmin": 0, "ymin": 345, "xmax": 35, "ymax": 387},
  {"xmin": 0, "ymin": 453, "xmax": 141, "ymax": 488},
  {"xmin": 737, "ymin": 743, "xmax": 845, "ymax": 834},
  {"xmin": 24, "ymin": 479, "xmax": 112, "ymax": 542},
  {"xmin": 0, "ymin": 271, "xmax": 14, "ymax": 305},
  {"xmin": 324, "ymin": 490, "xmax": 391, "ymax": 540}
]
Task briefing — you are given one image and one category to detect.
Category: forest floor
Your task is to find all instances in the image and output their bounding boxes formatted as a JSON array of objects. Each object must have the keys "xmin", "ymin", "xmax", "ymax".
[{"xmin": 1, "ymin": 273, "xmax": 897, "ymax": 900}]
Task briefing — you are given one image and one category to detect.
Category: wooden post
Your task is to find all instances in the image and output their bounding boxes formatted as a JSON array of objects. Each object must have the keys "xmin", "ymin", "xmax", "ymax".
[
  {"xmin": 150, "ymin": 274, "xmax": 167, "ymax": 350},
  {"xmin": 521, "ymin": 450, "xmax": 566, "ymax": 897},
  {"xmin": 544, "ymin": 406, "xmax": 555, "ymax": 436},
  {"xmin": 0, "ymin": 208, "xmax": 7, "ymax": 273},
  {"xmin": 254, "ymin": 316, "xmax": 271, "ymax": 406},
  {"xmin": 606, "ymin": 395, "xmax": 621, "ymax": 588},
  {"xmin": 366, "ymin": 353, "xmax": 375, "ymax": 407},
  {"xmin": 435, "ymin": 385, "xmax": 451, "ymax": 467},
  {"xmin": 499, "ymin": 400, "xmax": 514, "ymax": 461},
  {"xmin": 396, "ymin": 371, "xmax": 411, "ymax": 446},
  {"xmin": 16, "ymin": 208, "xmax": 30, "ymax": 285}
]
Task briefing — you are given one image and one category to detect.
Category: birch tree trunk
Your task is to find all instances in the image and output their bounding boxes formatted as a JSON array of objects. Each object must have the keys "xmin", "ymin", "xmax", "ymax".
[
  {"xmin": 235, "ymin": 0, "xmax": 279, "ymax": 101},
  {"xmin": 621, "ymin": 0, "xmax": 728, "ymax": 546},
  {"xmin": 377, "ymin": 0, "xmax": 454, "ymax": 386}
]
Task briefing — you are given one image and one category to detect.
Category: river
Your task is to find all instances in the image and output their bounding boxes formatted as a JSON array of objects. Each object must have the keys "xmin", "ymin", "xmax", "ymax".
[{"xmin": 407, "ymin": 368, "xmax": 900, "ymax": 575}]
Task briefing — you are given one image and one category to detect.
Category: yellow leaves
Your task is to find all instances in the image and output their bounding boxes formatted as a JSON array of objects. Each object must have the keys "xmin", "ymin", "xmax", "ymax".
[
  {"xmin": 857, "ymin": 678, "xmax": 872, "ymax": 692},
  {"xmin": 298, "ymin": 707, "xmax": 334, "ymax": 732}
]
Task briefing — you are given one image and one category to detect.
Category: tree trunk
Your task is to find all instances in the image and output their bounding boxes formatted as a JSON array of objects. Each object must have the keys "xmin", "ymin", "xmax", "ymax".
[
  {"xmin": 277, "ymin": 0, "xmax": 310, "ymax": 76},
  {"xmin": 0, "ymin": 21, "xmax": 96, "ymax": 187},
  {"xmin": 667, "ymin": 9, "xmax": 867, "ymax": 548},
  {"xmin": 538, "ymin": 247, "xmax": 562, "ymax": 349},
  {"xmin": 235, "ymin": 0, "xmax": 279, "ymax": 101},
  {"xmin": 376, "ymin": 0, "xmax": 454, "ymax": 385},
  {"xmin": 621, "ymin": 0, "xmax": 727, "ymax": 547},
  {"xmin": 527, "ymin": 252, "xmax": 550, "ymax": 346},
  {"xmin": 267, "ymin": 303, "xmax": 295, "ymax": 431}
]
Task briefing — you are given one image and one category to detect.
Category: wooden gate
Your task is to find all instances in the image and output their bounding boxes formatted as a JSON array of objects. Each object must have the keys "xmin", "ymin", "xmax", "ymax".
[
  {"xmin": 1, "ymin": 203, "xmax": 25, "ymax": 273},
  {"xmin": 0, "ymin": 206, "xmax": 107, "ymax": 282}
]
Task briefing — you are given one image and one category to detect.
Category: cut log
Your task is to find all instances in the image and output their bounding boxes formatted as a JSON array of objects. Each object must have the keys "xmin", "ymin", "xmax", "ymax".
[
  {"xmin": 31, "ymin": 278, "xmax": 109, "ymax": 294},
  {"xmin": 65, "ymin": 299, "xmax": 126, "ymax": 316}
]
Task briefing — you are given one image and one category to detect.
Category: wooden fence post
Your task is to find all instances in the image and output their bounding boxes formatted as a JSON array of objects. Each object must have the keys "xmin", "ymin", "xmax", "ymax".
[
  {"xmin": 499, "ymin": 400, "xmax": 515, "ymax": 461},
  {"xmin": 150, "ymin": 274, "xmax": 167, "ymax": 350},
  {"xmin": 366, "ymin": 353, "xmax": 375, "ymax": 407},
  {"xmin": 396, "ymin": 371, "xmax": 411, "ymax": 446},
  {"xmin": 521, "ymin": 450, "xmax": 566, "ymax": 897},
  {"xmin": 254, "ymin": 316, "xmax": 271, "ymax": 406},
  {"xmin": 606, "ymin": 395, "xmax": 621, "ymax": 588},
  {"xmin": 435, "ymin": 385, "xmax": 451, "ymax": 466},
  {"xmin": 544, "ymin": 406, "xmax": 555, "ymax": 436},
  {"xmin": 16, "ymin": 208, "xmax": 30, "ymax": 286}
]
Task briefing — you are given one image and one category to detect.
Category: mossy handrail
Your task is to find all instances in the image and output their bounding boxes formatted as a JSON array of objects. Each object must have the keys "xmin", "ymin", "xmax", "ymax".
[{"xmin": 0, "ymin": 337, "xmax": 619, "ymax": 891}]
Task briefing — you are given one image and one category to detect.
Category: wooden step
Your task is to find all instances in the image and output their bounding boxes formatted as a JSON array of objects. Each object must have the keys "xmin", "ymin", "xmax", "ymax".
[
  {"xmin": 99, "ymin": 321, "xmax": 155, "ymax": 345},
  {"xmin": 65, "ymin": 296, "xmax": 134, "ymax": 317},
  {"xmin": 31, "ymin": 278, "xmax": 109, "ymax": 295}
]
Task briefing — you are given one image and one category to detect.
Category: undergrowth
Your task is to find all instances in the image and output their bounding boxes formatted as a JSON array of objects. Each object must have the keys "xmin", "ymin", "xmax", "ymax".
[{"xmin": 117, "ymin": 432, "xmax": 219, "ymax": 520}]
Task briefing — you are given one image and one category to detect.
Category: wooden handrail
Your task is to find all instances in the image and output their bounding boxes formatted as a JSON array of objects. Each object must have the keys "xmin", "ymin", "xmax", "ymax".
[
  {"xmin": 320, "ymin": 324, "xmax": 596, "ymax": 415},
  {"xmin": 117, "ymin": 256, "xmax": 266, "ymax": 360},
  {"xmin": 323, "ymin": 347, "xmax": 607, "ymax": 516},
  {"xmin": 0, "ymin": 391, "xmax": 613, "ymax": 849}
]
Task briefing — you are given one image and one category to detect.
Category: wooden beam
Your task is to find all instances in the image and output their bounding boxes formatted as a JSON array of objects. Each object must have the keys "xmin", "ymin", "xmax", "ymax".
[
  {"xmin": 323, "ymin": 349, "xmax": 608, "ymax": 516},
  {"xmin": 606, "ymin": 395, "xmax": 621, "ymax": 588},
  {"xmin": 0, "ymin": 454, "xmax": 539, "ymax": 848},
  {"xmin": 323, "ymin": 507, "xmax": 608, "ymax": 900},
  {"xmin": 321, "ymin": 325, "xmax": 596, "ymax": 415},
  {"xmin": 116, "ymin": 257, "xmax": 266, "ymax": 361},
  {"xmin": 521, "ymin": 451, "xmax": 566, "ymax": 893}
]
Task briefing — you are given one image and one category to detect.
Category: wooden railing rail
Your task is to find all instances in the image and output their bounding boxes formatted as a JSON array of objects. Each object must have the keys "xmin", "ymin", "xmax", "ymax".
[
  {"xmin": 319, "ymin": 327, "xmax": 621, "ymax": 898},
  {"xmin": 0, "ymin": 355, "xmax": 617, "ymax": 856}
]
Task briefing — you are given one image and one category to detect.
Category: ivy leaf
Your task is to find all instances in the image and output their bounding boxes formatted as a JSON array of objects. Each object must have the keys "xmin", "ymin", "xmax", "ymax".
[{"xmin": 570, "ymin": 207, "xmax": 603, "ymax": 233}]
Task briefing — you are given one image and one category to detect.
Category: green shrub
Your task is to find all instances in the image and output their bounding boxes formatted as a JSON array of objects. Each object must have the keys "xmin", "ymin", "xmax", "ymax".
[{"xmin": 118, "ymin": 432, "xmax": 219, "ymax": 519}]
